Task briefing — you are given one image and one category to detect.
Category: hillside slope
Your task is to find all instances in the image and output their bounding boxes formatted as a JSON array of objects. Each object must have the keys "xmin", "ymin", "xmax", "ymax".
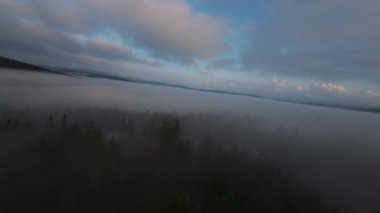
[{"xmin": 0, "ymin": 56, "xmax": 49, "ymax": 71}]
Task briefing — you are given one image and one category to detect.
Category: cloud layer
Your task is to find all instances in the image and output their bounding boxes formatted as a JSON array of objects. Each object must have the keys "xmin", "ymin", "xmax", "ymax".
[
  {"xmin": 0, "ymin": 0, "xmax": 227, "ymax": 65},
  {"xmin": 242, "ymin": 0, "xmax": 380, "ymax": 83}
]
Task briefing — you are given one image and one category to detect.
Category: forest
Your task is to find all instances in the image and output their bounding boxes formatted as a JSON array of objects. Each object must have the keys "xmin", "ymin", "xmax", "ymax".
[{"xmin": 0, "ymin": 108, "xmax": 337, "ymax": 213}]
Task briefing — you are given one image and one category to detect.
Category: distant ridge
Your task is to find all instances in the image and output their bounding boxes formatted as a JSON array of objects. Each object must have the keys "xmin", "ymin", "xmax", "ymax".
[
  {"xmin": 364, "ymin": 108, "xmax": 380, "ymax": 114},
  {"xmin": 0, "ymin": 56, "xmax": 50, "ymax": 71},
  {"xmin": 1, "ymin": 56, "xmax": 379, "ymax": 114}
]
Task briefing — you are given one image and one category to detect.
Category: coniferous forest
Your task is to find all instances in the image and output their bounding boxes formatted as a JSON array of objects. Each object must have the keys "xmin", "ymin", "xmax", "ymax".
[{"xmin": 0, "ymin": 109, "xmax": 334, "ymax": 213}]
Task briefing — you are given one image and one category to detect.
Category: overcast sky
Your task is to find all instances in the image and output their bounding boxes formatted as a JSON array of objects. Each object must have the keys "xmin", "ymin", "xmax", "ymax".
[{"xmin": 1, "ymin": 0, "xmax": 380, "ymax": 107}]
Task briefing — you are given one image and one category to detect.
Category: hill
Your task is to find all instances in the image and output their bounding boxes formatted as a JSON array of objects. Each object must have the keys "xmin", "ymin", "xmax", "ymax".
[
  {"xmin": 364, "ymin": 108, "xmax": 380, "ymax": 114},
  {"xmin": 0, "ymin": 56, "xmax": 49, "ymax": 71}
]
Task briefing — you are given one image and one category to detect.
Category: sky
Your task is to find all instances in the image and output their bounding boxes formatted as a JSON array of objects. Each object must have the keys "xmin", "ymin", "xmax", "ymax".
[{"xmin": 0, "ymin": 0, "xmax": 380, "ymax": 107}]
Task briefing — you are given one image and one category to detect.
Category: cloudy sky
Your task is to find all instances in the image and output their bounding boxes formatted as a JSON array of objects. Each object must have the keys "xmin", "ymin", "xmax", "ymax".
[{"xmin": 1, "ymin": 0, "xmax": 380, "ymax": 107}]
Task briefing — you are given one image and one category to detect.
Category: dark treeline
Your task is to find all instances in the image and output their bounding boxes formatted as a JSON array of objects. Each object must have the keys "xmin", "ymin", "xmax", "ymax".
[
  {"xmin": 0, "ymin": 109, "xmax": 338, "ymax": 212},
  {"xmin": 0, "ymin": 56, "xmax": 50, "ymax": 71}
]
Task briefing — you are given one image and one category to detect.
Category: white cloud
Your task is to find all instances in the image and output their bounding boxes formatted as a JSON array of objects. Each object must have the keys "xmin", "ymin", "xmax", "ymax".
[
  {"xmin": 367, "ymin": 90, "xmax": 380, "ymax": 99},
  {"xmin": 317, "ymin": 83, "xmax": 350, "ymax": 95},
  {"xmin": 272, "ymin": 78, "xmax": 287, "ymax": 90}
]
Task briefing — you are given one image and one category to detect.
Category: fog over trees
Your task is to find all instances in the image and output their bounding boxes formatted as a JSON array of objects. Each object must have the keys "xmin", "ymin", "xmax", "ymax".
[
  {"xmin": 1, "ymin": 0, "xmax": 380, "ymax": 212},
  {"xmin": 0, "ymin": 108, "xmax": 379, "ymax": 212}
]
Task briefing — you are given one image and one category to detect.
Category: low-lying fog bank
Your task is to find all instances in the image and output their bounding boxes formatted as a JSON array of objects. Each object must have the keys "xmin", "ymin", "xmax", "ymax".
[{"xmin": 1, "ymin": 69, "xmax": 380, "ymax": 212}]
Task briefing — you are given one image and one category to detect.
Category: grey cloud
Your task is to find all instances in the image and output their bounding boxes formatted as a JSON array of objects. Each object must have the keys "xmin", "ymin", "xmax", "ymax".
[
  {"xmin": 0, "ymin": 5, "xmax": 156, "ymax": 68},
  {"xmin": 0, "ymin": 0, "xmax": 227, "ymax": 65},
  {"xmin": 83, "ymin": 39, "xmax": 130, "ymax": 61},
  {"xmin": 206, "ymin": 57, "xmax": 243, "ymax": 71},
  {"xmin": 86, "ymin": 0, "xmax": 227, "ymax": 60},
  {"xmin": 242, "ymin": 0, "xmax": 380, "ymax": 83}
]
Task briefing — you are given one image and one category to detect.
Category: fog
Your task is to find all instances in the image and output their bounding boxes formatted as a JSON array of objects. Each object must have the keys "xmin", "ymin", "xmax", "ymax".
[{"xmin": 1, "ymin": 69, "xmax": 380, "ymax": 212}]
